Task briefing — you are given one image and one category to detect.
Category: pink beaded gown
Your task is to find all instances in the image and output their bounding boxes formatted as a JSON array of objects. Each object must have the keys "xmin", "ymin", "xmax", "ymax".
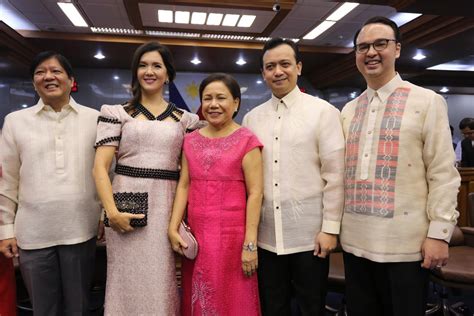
[
  {"xmin": 181, "ymin": 127, "xmax": 262, "ymax": 316},
  {"xmin": 96, "ymin": 103, "xmax": 199, "ymax": 316}
]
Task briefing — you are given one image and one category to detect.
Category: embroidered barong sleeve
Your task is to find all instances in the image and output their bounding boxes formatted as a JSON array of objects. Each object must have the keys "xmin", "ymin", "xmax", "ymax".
[
  {"xmin": 318, "ymin": 106, "xmax": 345, "ymax": 234},
  {"xmin": 0, "ymin": 117, "xmax": 20, "ymax": 240},
  {"xmin": 422, "ymin": 93, "xmax": 460, "ymax": 242}
]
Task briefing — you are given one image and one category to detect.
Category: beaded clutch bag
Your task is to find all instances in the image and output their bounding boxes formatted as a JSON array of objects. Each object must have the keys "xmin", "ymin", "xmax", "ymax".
[
  {"xmin": 179, "ymin": 220, "xmax": 198, "ymax": 260},
  {"xmin": 104, "ymin": 192, "xmax": 148, "ymax": 227}
]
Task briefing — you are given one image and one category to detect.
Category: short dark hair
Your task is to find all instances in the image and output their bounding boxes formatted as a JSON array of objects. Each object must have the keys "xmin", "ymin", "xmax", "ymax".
[
  {"xmin": 199, "ymin": 73, "xmax": 241, "ymax": 118},
  {"xmin": 29, "ymin": 51, "xmax": 74, "ymax": 79},
  {"xmin": 459, "ymin": 117, "xmax": 474, "ymax": 130},
  {"xmin": 353, "ymin": 16, "xmax": 401, "ymax": 46},
  {"xmin": 128, "ymin": 41, "xmax": 176, "ymax": 109},
  {"xmin": 260, "ymin": 37, "xmax": 300, "ymax": 70}
]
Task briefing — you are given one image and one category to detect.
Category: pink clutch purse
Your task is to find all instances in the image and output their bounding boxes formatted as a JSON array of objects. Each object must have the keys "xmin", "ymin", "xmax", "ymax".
[{"xmin": 179, "ymin": 221, "xmax": 198, "ymax": 260}]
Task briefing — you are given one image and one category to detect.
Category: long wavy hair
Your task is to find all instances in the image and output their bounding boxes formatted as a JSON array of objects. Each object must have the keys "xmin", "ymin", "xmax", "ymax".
[{"xmin": 125, "ymin": 41, "xmax": 176, "ymax": 112}]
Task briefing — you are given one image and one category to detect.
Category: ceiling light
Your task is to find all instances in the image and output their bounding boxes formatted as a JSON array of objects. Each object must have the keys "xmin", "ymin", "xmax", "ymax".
[
  {"xmin": 91, "ymin": 27, "xmax": 142, "ymax": 35},
  {"xmin": 0, "ymin": 0, "xmax": 37, "ymax": 30},
  {"xmin": 202, "ymin": 34, "xmax": 253, "ymax": 40},
  {"xmin": 94, "ymin": 52, "xmax": 105, "ymax": 60},
  {"xmin": 207, "ymin": 13, "xmax": 223, "ymax": 25},
  {"xmin": 190, "ymin": 57, "xmax": 201, "ymax": 65},
  {"xmin": 113, "ymin": 75, "xmax": 119, "ymax": 80},
  {"xmin": 238, "ymin": 15, "xmax": 256, "ymax": 27},
  {"xmin": 158, "ymin": 10, "xmax": 173, "ymax": 23},
  {"xmin": 175, "ymin": 11, "xmax": 190, "ymax": 24},
  {"xmin": 428, "ymin": 64, "xmax": 474, "ymax": 71},
  {"xmin": 236, "ymin": 58, "xmax": 246, "ymax": 66},
  {"xmin": 326, "ymin": 2, "xmax": 359, "ymax": 21},
  {"xmin": 145, "ymin": 30, "xmax": 200, "ymax": 38},
  {"xmin": 349, "ymin": 91, "xmax": 357, "ymax": 99},
  {"xmin": 390, "ymin": 12, "xmax": 422, "ymax": 27},
  {"xmin": 255, "ymin": 37, "xmax": 272, "ymax": 41},
  {"xmin": 256, "ymin": 80, "xmax": 263, "ymax": 84},
  {"xmin": 21, "ymin": 104, "xmax": 28, "ymax": 108},
  {"xmin": 191, "ymin": 12, "xmax": 207, "ymax": 25},
  {"xmin": 222, "ymin": 14, "xmax": 240, "ymax": 27},
  {"xmin": 440, "ymin": 87, "xmax": 449, "ymax": 93},
  {"xmin": 57, "ymin": 2, "xmax": 88, "ymax": 27},
  {"xmin": 303, "ymin": 21, "xmax": 336, "ymax": 40},
  {"xmin": 412, "ymin": 53, "xmax": 426, "ymax": 61}
]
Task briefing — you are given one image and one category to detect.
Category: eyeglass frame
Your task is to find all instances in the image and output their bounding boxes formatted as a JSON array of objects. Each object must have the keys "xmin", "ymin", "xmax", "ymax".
[{"xmin": 354, "ymin": 38, "xmax": 398, "ymax": 54}]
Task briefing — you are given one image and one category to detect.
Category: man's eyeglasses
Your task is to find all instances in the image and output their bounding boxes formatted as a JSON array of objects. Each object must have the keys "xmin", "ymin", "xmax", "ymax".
[{"xmin": 354, "ymin": 39, "xmax": 397, "ymax": 54}]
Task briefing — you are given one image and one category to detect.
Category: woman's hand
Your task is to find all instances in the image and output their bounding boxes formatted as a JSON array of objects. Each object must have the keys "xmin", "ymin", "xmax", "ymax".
[
  {"xmin": 168, "ymin": 229, "xmax": 188, "ymax": 256},
  {"xmin": 108, "ymin": 212, "xmax": 144, "ymax": 233},
  {"xmin": 241, "ymin": 249, "xmax": 258, "ymax": 277}
]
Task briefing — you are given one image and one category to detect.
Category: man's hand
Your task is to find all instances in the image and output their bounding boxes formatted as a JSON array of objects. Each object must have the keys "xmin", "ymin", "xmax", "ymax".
[
  {"xmin": 314, "ymin": 232, "xmax": 337, "ymax": 258},
  {"xmin": 421, "ymin": 237, "xmax": 449, "ymax": 269},
  {"xmin": 0, "ymin": 238, "xmax": 19, "ymax": 258}
]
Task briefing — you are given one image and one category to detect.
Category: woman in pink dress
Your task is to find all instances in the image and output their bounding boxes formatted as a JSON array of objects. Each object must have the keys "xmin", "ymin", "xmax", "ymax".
[{"xmin": 169, "ymin": 73, "xmax": 263, "ymax": 315}]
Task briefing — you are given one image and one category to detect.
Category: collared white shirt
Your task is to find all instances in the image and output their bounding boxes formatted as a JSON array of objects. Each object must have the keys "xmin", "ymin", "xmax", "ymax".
[
  {"xmin": 0, "ymin": 98, "xmax": 101, "ymax": 249},
  {"xmin": 243, "ymin": 86, "xmax": 345, "ymax": 255},
  {"xmin": 341, "ymin": 74, "xmax": 460, "ymax": 262}
]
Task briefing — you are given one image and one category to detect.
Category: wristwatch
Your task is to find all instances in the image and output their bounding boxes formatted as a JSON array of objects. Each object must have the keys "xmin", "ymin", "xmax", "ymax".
[{"xmin": 243, "ymin": 242, "xmax": 258, "ymax": 252}]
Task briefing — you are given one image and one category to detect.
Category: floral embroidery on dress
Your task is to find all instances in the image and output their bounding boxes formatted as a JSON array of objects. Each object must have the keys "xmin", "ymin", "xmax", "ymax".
[
  {"xmin": 191, "ymin": 269, "xmax": 218, "ymax": 316},
  {"xmin": 188, "ymin": 129, "xmax": 243, "ymax": 173}
]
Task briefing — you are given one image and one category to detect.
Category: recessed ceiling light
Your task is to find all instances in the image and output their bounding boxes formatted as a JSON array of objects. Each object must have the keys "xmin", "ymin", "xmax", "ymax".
[
  {"xmin": 413, "ymin": 53, "xmax": 426, "ymax": 60},
  {"xmin": 21, "ymin": 104, "xmax": 28, "ymax": 108},
  {"xmin": 201, "ymin": 34, "xmax": 253, "ymax": 40},
  {"xmin": 256, "ymin": 80, "xmax": 263, "ymax": 84},
  {"xmin": 390, "ymin": 12, "xmax": 422, "ymax": 27},
  {"xmin": 440, "ymin": 87, "xmax": 449, "ymax": 93},
  {"xmin": 428, "ymin": 63, "xmax": 474, "ymax": 71},
  {"xmin": 175, "ymin": 11, "xmax": 190, "ymax": 24},
  {"xmin": 326, "ymin": 2, "xmax": 359, "ymax": 21},
  {"xmin": 190, "ymin": 57, "xmax": 201, "ymax": 65},
  {"xmin": 222, "ymin": 14, "xmax": 240, "ymax": 27},
  {"xmin": 94, "ymin": 52, "xmax": 105, "ymax": 60},
  {"xmin": 238, "ymin": 15, "xmax": 256, "ymax": 27},
  {"xmin": 236, "ymin": 57, "xmax": 246, "ymax": 66},
  {"xmin": 57, "ymin": 2, "xmax": 88, "ymax": 27},
  {"xmin": 303, "ymin": 21, "xmax": 336, "ymax": 40},
  {"xmin": 113, "ymin": 75, "xmax": 119, "ymax": 80},
  {"xmin": 158, "ymin": 10, "xmax": 173, "ymax": 23},
  {"xmin": 91, "ymin": 27, "xmax": 142, "ymax": 35},
  {"xmin": 191, "ymin": 12, "xmax": 206, "ymax": 25},
  {"xmin": 145, "ymin": 30, "xmax": 200, "ymax": 37},
  {"xmin": 207, "ymin": 13, "xmax": 223, "ymax": 25}
]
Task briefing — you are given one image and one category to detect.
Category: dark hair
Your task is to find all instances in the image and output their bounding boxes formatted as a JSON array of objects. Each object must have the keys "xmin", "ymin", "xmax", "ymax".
[
  {"xmin": 199, "ymin": 73, "xmax": 241, "ymax": 118},
  {"xmin": 353, "ymin": 16, "xmax": 401, "ymax": 46},
  {"xmin": 459, "ymin": 117, "xmax": 474, "ymax": 130},
  {"xmin": 128, "ymin": 41, "xmax": 176, "ymax": 109},
  {"xmin": 260, "ymin": 37, "xmax": 300, "ymax": 70},
  {"xmin": 30, "ymin": 51, "xmax": 74, "ymax": 79}
]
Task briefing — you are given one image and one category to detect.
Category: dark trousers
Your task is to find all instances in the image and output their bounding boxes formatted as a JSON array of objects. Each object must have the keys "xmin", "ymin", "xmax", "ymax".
[
  {"xmin": 343, "ymin": 251, "xmax": 429, "ymax": 316},
  {"xmin": 19, "ymin": 238, "xmax": 96, "ymax": 316},
  {"xmin": 258, "ymin": 248, "xmax": 329, "ymax": 316}
]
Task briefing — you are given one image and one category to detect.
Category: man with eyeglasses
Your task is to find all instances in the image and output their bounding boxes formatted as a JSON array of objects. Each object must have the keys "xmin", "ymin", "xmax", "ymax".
[{"xmin": 340, "ymin": 16, "xmax": 460, "ymax": 316}]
